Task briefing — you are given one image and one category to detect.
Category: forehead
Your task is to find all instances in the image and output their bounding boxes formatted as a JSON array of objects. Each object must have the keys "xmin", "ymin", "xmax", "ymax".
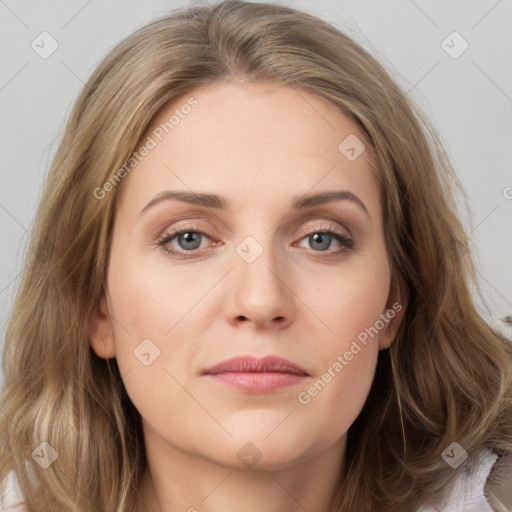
[{"xmin": 117, "ymin": 80, "xmax": 379, "ymax": 219}]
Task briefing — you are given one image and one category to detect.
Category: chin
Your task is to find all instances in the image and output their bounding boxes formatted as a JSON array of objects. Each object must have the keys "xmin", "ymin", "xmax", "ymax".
[{"xmin": 210, "ymin": 430, "xmax": 318, "ymax": 471}]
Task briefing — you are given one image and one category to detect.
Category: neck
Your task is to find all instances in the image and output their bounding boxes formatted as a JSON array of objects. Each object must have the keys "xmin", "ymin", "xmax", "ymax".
[{"xmin": 136, "ymin": 429, "xmax": 346, "ymax": 512}]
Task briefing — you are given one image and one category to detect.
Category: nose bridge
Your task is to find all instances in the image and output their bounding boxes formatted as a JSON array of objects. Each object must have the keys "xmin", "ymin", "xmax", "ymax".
[
  {"xmin": 234, "ymin": 231, "xmax": 286, "ymax": 295},
  {"xmin": 223, "ymin": 229, "xmax": 295, "ymax": 328},
  {"xmin": 229, "ymin": 195, "xmax": 282, "ymax": 271}
]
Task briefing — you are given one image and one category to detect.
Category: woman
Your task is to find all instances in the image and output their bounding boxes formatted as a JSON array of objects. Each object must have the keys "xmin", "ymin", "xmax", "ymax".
[{"xmin": 1, "ymin": 1, "xmax": 511, "ymax": 511}]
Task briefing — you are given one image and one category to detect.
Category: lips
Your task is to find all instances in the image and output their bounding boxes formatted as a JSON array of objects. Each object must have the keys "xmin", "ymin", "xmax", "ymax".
[
  {"xmin": 202, "ymin": 355, "xmax": 309, "ymax": 393},
  {"xmin": 202, "ymin": 355, "xmax": 309, "ymax": 376}
]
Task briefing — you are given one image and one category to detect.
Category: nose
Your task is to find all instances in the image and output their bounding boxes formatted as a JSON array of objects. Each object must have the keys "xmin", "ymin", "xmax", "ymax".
[{"xmin": 222, "ymin": 244, "xmax": 296, "ymax": 331}]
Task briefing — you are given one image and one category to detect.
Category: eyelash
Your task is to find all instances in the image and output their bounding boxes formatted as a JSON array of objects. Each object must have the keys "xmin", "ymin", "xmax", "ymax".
[{"xmin": 156, "ymin": 223, "xmax": 354, "ymax": 260}]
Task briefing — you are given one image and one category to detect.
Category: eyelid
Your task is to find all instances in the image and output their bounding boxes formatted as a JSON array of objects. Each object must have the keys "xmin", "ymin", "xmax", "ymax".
[
  {"xmin": 295, "ymin": 220, "xmax": 350, "ymax": 238},
  {"xmin": 157, "ymin": 223, "xmax": 215, "ymax": 245},
  {"xmin": 157, "ymin": 218, "xmax": 349, "ymax": 242}
]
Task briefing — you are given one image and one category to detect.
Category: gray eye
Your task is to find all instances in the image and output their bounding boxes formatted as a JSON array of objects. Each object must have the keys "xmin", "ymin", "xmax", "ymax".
[
  {"xmin": 307, "ymin": 233, "xmax": 333, "ymax": 251},
  {"xmin": 176, "ymin": 232, "xmax": 203, "ymax": 250}
]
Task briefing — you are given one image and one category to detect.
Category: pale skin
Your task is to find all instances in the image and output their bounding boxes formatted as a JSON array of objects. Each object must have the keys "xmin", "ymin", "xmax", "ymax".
[{"xmin": 90, "ymin": 79, "xmax": 408, "ymax": 512}]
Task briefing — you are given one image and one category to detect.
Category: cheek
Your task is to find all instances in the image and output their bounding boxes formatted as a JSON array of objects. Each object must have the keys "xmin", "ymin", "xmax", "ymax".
[
  {"xmin": 105, "ymin": 256, "xmax": 196, "ymax": 432},
  {"xmin": 292, "ymin": 250, "xmax": 389, "ymax": 427},
  {"xmin": 296, "ymin": 342, "xmax": 378, "ymax": 453},
  {"xmin": 293, "ymin": 276, "xmax": 385, "ymax": 445},
  {"xmin": 104, "ymin": 247, "xmax": 215, "ymax": 413},
  {"xmin": 106, "ymin": 245, "xmax": 213, "ymax": 352},
  {"xmin": 298, "ymin": 249, "xmax": 390, "ymax": 348}
]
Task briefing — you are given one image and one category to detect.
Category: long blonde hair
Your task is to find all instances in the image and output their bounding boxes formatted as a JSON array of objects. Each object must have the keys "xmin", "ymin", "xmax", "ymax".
[{"xmin": 1, "ymin": 1, "xmax": 511, "ymax": 510}]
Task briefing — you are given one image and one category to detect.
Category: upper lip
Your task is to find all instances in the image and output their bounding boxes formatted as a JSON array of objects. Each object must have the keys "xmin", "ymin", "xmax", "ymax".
[{"xmin": 202, "ymin": 355, "xmax": 309, "ymax": 376}]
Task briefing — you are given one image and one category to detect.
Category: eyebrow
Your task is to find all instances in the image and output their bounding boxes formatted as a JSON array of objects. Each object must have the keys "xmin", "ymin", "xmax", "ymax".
[{"xmin": 139, "ymin": 189, "xmax": 370, "ymax": 218}]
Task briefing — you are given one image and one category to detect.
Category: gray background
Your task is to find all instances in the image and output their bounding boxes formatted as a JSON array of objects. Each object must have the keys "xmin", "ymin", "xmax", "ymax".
[{"xmin": 1, "ymin": 0, "xmax": 511, "ymax": 388}]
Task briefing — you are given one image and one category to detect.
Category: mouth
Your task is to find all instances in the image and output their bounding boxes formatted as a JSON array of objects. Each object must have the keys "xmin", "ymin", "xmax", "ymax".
[{"xmin": 202, "ymin": 355, "xmax": 309, "ymax": 393}]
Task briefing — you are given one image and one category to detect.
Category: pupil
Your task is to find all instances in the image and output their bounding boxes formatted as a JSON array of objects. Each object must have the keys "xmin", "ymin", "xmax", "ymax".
[
  {"xmin": 180, "ymin": 232, "xmax": 200, "ymax": 250},
  {"xmin": 311, "ymin": 233, "xmax": 330, "ymax": 251}
]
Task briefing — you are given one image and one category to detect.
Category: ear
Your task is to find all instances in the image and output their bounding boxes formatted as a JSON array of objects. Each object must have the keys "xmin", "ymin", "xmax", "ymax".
[
  {"xmin": 378, "ymin": 271, "xmax": 409, "ymax": 351},
  {"xmin": 89, "ymin": 292, "xmax": 116, "ymax": 359}
]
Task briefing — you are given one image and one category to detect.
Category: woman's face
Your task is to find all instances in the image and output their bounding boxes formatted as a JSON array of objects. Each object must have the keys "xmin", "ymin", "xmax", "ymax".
[{"xmin": 90, "ymin": 80, "xmax": 406, "ymax": 471}]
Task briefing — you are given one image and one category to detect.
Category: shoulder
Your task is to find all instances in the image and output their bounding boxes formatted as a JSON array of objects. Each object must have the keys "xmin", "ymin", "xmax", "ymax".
[
  {"xmin": 0, "ymin": 470, "xmax": 27, "ymax": 512},
  {"xmin": 417, "ymin": 448, "xmax": 500, "ymax": 512}
]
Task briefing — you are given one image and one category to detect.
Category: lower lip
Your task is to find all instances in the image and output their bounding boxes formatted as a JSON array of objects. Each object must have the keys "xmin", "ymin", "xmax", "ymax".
[{"xmin": 205, "ymin": 372, "xmax": 308, "ymax": 393}]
